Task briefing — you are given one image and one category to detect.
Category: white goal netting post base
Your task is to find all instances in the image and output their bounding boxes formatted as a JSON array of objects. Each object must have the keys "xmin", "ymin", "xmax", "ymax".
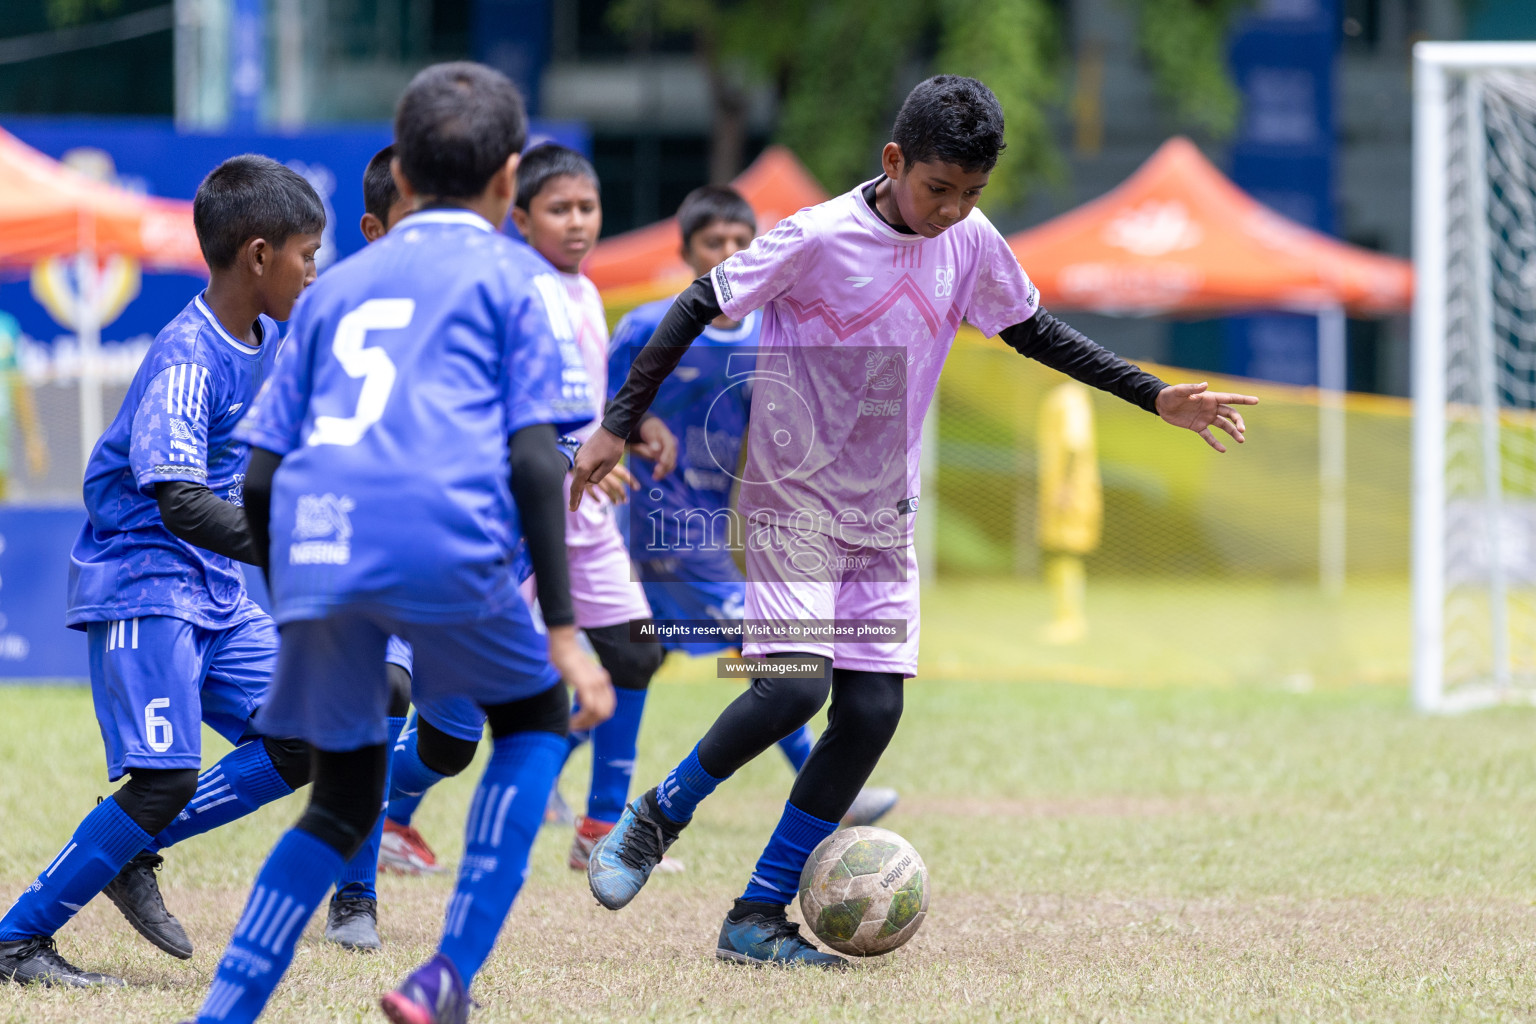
[{"xmin": 1414, "ymin": 43, "xmax": 1536, "ymax": 712}]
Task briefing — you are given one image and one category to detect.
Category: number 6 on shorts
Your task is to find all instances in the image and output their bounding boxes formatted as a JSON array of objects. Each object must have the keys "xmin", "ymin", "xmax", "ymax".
[{"xmin": 144, "ymin": 697, "xmax": 174, "ymax": 753}]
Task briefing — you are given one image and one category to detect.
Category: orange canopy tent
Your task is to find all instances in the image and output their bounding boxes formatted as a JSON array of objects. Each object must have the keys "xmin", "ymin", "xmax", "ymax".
[
  {"xmin": 0, "ymin": 127, "xmax": 205, "ymax": 474},
  {"xmin": 0, "ymin": 127, "xmax": 204, "ymax": 274},
  {"xmin": 587, "ymin": 146, "xmax": 828, "ymax": 306},
  {"xmin": 1006, "ymin": 137, "xmax": 1412, "ymax": 317},
  {"xmin": 1005, "ymin": 136, "xmax": 1409, "ymax": 595}
]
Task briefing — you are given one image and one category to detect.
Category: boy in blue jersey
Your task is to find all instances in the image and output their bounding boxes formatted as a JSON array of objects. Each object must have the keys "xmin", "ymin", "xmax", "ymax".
[
  {"xmin": 0, "ymin": 156, "xmax": 325, "ymax": 987},
  {"xmin": 611, "ymin": 185, "xmax": 899, "ymax": 828},
  {"xmin": 314, "ymin": 144, "xmax": 428, "ymax": 952},
  {"xmin": 189, "ymin": 63, "xmax": 613, "ymax": 1024},
  {"xmin": 372, "ymin": 144, "xmax": 681, "ymax": 883}
]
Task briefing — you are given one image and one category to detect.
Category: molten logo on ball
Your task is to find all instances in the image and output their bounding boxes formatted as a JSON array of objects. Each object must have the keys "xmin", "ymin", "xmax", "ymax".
[{"xmin": 797, "ymin": 826, "xmax": 928, "ymax": 956}]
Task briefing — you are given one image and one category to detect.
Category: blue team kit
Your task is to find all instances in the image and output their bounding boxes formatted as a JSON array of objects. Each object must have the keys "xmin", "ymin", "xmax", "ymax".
[
  {"xmin": 235, "ymin": 209, "xmax": 592, "ymax": 748},
  {"xmin": 609, "ymin": 300, "xmax": 760, "ymax": 652},
  {"xmin": 67, "ymin": 295, "xmax": 279, "ymax": 777}
]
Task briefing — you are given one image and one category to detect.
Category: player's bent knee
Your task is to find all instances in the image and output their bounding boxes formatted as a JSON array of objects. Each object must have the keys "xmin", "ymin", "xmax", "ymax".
[
  {"xmin": 261, "ymin": 736, "xmax": 314, "ymax": 791},
  {"xmin": 837, "ymin": 670, "xmax": 905, "ymax": 741},
  {"xmin": 386, "ymin": 662, "xmax": 412, "ymax": 718},
  {"xmin": 750, "ymin": 672, "xmax": 832, "ymax": 727},
  {"xmin": 586, "ymin": 622, "xmax": 665, "ymax": 690},
  {"xmin": 115, "ymin": 767, "xmax": 202, "ymax": 836},
  {"xmin": 297, "ymin": 745, "xmax": 388, "ymax": 859},
  {"xmin": 482, "ymin": 682, "xmax": 570, "ymax": 739},
  {"xmin": 416, "ymin": 716, "xmax": 480, "ymax": 775}
]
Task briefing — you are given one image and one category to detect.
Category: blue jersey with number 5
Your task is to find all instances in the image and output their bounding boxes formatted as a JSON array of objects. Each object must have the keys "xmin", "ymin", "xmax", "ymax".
[{"xmin": 235, "ymin": 209, "xmax": 592, "ymax": 623}]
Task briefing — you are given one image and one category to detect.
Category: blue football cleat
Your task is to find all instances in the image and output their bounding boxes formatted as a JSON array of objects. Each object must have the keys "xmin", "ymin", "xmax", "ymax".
[
  {"xmin": 715, "ymin": 908, "xmax": 849, "ymax": 969},
  {"xmin": 841, "ymin": 786, "xmax": 900, "ymax": 828},
  {"xmin": 379, "ymin": 952, "xmax": 469, "ymax": 1024},
  {"xmin": 586, "ymin": 788, "xmax": 685, "ymax": 911}
]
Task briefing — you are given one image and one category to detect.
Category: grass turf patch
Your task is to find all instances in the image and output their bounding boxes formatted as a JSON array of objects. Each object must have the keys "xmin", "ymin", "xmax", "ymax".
[{"xmin": 2, "ymin": 635, "xmax": 1536, "ymax": 1022}]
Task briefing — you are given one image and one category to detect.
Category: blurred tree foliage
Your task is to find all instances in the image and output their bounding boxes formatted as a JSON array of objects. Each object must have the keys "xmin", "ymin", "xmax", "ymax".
[
  {"xmin": 609, "ymin": 0, "xmax": 1251, "ymax": 204},
  {"xmin": 45, "ymin": 0, "xmax": 122, "ymax": 28}
]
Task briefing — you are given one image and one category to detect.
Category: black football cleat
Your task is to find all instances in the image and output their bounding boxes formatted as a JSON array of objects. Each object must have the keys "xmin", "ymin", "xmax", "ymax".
[
  {"xmin": 0, "ymin": 936, "xmax": 125, "ymax": 987},
  {"xmin": 103, "ymin": 851, "xmax": 193, "ymax": 959},
  {"xmin": 325, "ymin": 895, "xmax": 382, "ymax": 952}
]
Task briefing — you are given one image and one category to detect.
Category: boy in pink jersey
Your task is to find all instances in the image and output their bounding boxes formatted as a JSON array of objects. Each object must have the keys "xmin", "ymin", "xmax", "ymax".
[
  {"xmin": 507, "ymin": 144, "xmax": 683, "ymax": 873},
  {"xmin": 573, "ymin": 76, "xmax": 1258, "ymax": 968}
]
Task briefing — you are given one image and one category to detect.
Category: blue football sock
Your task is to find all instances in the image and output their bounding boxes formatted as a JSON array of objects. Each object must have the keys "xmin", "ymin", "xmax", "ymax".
[
  {"xmin": 0, "ymin": 797, "xmax": 150, "ymax": 940},
  {"xmin": 565, "ymin": 697, "xmax": 592, "ymax": 758},
  {"xmin": 385, "ymin": 717, "xmax": 447, "ymax": 828},
  {"xmin": 739, "ymin": 802, "xmax": 839, "ymax": 907},
  {"xmin": 438, "ymin": 730, "xmax": 565, "ymax": 986},
  {"xmin": 149, "ymin": 739, "xmax": 293, "ymax": 853},
  {"xmin": 334, "ymin": 714, "xmax": 406, "ymax": 900},
  {"xmin": 655, "ymin": 744, "xmax": 726, "ymax": 824},
  {"xmin": 586, "ymin": 687, "xmax": 647, "ymax": 823},
  {"xmin": 196, "ymin": 828, "xmax": 343, "ymax": 1023},
  {"xmin": 777, "ymin": 724, "xmax": 814, "ymax": 772}
]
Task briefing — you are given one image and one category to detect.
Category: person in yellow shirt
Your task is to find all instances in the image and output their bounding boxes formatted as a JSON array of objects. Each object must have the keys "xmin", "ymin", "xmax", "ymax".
[
  {"xmin": 1038, "ymin": 380, "xmax": 1101, "ymax": 644},
  {"xmin": 0, "ymin": 312, "xmax": 47, "ymax": 501}
]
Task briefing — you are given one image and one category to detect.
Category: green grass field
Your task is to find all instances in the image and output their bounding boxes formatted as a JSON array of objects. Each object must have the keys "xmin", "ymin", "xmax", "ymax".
[{"xmin": 5, "ymin": 579, "xmax": 1536, "ymax": 1023}]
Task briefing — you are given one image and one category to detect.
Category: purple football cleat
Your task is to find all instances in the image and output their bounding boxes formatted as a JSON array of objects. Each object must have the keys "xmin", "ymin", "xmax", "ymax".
[{"xmin": 380, "ymin": 953, "xmax": 469, "ymax": 1024}]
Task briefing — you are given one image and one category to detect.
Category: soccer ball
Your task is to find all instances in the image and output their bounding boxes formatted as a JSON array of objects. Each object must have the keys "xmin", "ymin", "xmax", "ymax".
[{"xmin": 797, "ymin": 826, "xmax": 928, "ymax": 957}]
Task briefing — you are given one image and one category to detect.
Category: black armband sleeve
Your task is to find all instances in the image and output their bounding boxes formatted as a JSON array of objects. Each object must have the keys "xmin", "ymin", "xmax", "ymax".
[
  {"xmin": 243, "ymin": 447, "xmax": 281, "ymax": 573},
  {"xmin": 601, "ymin": 275, "xmax": 720, "ymax": 441},
  {"xmin": 156, "ymin": 481, "xmax": 262, "ymax": 566},
  {"xmin": 999, "ymin": 308, "xmax": 1168, "ymax": 414},
  {"xmin": 509, "ymin": 423, "xmax": 574, "ymax": 628}
]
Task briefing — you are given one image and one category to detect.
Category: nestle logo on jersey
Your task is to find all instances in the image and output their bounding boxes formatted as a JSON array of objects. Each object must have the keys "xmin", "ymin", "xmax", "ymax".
[
  {"xmin": 289, "ymin": 493, "xmax": 356, "ymax": 566},
  {"xmin": 859, "ymin": 399, "xmax": 902, "ymax": 416}
]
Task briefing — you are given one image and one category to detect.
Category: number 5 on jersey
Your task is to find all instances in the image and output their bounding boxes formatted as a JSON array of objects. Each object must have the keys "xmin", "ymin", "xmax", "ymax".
[{"xmin": 307, "ymin": 298, "xmax": 414, "ymax": 447}]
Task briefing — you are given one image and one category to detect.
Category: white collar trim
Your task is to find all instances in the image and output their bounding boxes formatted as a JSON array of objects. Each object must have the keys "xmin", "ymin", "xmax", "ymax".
[
  {"xmin": 399, "ymin": 209, "xmax": 495, "ymax": 232},
  {"xmin": 195, "ymin": 294, "xmax": 261, "ymax": 355}
]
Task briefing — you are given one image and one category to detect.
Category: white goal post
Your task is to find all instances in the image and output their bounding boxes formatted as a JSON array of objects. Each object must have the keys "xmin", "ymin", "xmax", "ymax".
[{"xmin": 1414, "ymin": 42, "xmax": 1536, "ymax": 712}]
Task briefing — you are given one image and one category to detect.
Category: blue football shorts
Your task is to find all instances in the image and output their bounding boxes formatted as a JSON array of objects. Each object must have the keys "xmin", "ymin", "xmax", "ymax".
[
  {"xmin": 257, "ymin": 600, "xmax": 559, "ymax": 751},
  {"xmin": 86, "ymin": 613, "xmax": 276, "ymax": 780},
  {"xmin": 634, "ymin": 558, "xmax": 745, "ymax": 655}
]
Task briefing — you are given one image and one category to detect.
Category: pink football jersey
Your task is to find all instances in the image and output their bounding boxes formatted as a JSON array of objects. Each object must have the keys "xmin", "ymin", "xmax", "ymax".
[
  {"xmin": 710, "ymin": 178, "xmax": 1039, "ymax": 550},
  {"xmin": 559, "ymin": 270, "xmax": 618, "ymax": 544}
]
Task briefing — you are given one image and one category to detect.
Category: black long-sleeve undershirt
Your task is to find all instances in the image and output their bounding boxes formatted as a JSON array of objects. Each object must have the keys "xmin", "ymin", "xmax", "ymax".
[
  {"xmin": 999, "ymin": 310, "xmax": 1167, "ymax": 414},
  {"xmin": 508, "ymin": 423, "xmax": 574, "ymax": 628},
  {"xmin": 600, "ymin": 273, "xmax": 1169, "ymax": 440},
  {"xmin": 156, "ymin": 481, "xmax": 262, "ymax": 566}
]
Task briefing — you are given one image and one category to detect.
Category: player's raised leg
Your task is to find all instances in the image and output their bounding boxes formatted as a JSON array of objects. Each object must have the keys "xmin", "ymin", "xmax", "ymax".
[{"xmin": 587, "ymin": 659, "xmax": 830, "ymax": 910}]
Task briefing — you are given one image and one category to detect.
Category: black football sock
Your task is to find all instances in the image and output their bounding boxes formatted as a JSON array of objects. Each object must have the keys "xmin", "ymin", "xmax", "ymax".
[{"xmin": 727, "ymin": 899, "xmax": 786, "ymax": 923}]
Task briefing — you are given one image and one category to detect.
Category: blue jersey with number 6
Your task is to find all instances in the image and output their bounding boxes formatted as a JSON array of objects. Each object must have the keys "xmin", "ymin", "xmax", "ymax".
[
  {"xmin": 235, "ymin": 209, "xmax": 592, "ymax": 624},
  {"xmin": 67, "ymin": 294, "xmax": 276, "ymax": 630}
]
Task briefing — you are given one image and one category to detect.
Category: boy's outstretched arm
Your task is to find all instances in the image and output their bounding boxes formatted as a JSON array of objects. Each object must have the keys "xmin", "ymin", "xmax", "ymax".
[
  {"xmin": 570, "ymin": 275, "xmax": 719, "ymax": 507},
  {"xmin": 1000, "ymin": 308, "xmax": 1258, "ymax": 453}
]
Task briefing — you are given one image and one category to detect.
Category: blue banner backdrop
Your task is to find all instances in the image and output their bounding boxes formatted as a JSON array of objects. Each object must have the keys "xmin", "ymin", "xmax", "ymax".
[
  {"xmin": 0, "ymin": 508, "xmax": 86, "ymax": 679},
  {"xmin": 1223, "ymin": 0, "xmax": 1339, "ymax": 385},
  {"xmin": 0, "ymin": 117, "xmax": 590, "ymax": 351},
  {"xmin": 0, "ymin": 118, "xmax": 587, "ymax": 680}
]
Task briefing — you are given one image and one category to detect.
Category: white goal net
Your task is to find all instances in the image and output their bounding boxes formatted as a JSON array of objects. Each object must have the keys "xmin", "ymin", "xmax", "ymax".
[{"xmin": 1414, "ymin": 43, "xmax": 1536, "ymax": 712}]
